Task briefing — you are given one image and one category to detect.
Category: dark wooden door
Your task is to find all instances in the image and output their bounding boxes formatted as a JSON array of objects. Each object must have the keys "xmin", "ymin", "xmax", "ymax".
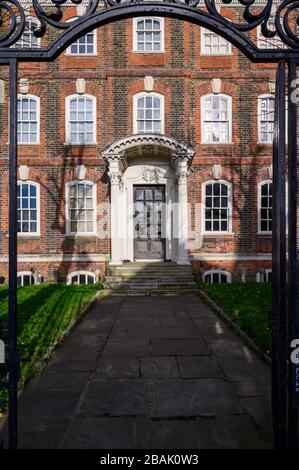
[{"xmin": 134, "ymin": 185, "xmax": 166, "ymax": 260}]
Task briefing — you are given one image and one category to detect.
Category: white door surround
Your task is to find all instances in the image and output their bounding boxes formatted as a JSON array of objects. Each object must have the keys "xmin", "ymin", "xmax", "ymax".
[{"xmin": 102, "ymin": 134, "xmax": 194, "ymax": 265}]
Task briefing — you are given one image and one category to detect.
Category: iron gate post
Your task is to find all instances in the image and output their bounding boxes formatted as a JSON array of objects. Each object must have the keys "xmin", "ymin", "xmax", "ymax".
[
  {"xmin": 8, "ymin": 58, "xmax": 19, "ymax": 450},
  {"xmin": 272, "ymin": 60, "xmax": 288, "ymax": 449},
  {"xmin": 287, "ymin": 60, "xmax": 298, "ymax": 449}
]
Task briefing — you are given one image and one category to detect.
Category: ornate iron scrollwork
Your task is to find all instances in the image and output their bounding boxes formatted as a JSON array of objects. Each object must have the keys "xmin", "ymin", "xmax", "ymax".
[
  {"xmin": 0, "ymin": 0, "xmax": 25, "ymax": 47},
  {"xmin": 32, "ymin": 0, "xmax": 100, "ymax": 37},
  {"xmin": 0, "ymin": 1, "xmax": 298, "ymax": 56},
  {"xmin": 0, "ymin": 0, "xmax": 100, "ymax": 46},
  {"xmin": 204, "ymin": 0, "xmax": 299, "ymax": 49}
]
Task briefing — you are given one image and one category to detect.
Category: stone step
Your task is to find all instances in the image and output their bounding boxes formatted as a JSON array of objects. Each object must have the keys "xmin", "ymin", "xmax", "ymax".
[
  {"xmin": 108, "ymin": 263, "xmax": 191, "ymax": 268},
  {"xmin": 130, "ymin": 284, "xmax": 159, "ymax": 290},
  {"xmin": 102, "ymin": 289, "xmax": 149, "ymax": 296},
  {"xmin": 158, "ymin": 282, "xmax": 196, "ymax": 288},
  {"xmin": 105, "ymin": 282, "xmax": 196, "ymax": 290},
  {"xmin": 102, "ymin": 289, "xmax": 199, "ymax": 296},
  {"xmin": 110, "ymin": 262, "xmax": 178, "ymax": 267},
  {"xmin": 151, "ymin": 289, "xmax": 199, "ymax": 296},
  {"xmin": 105, "ymin": 262, "xmax": 196, "ymax": 295},
  {"xmin": 107, "ymin": 271, "xmax": 193, "ymax": 277},
  {"xmin": 108, "ymin": 263, "xmax": 190, "ymax": 268},
  {"xmin": 105, "ymin": 283, "xmax": 132, "ymax": 290},
  {"xmin": 105, "ymin": 275, "xmax": 195, "ymax": 282},
  {"xmin": 108, "ymin": 267, "xmax": 192, "ymax": 272}
]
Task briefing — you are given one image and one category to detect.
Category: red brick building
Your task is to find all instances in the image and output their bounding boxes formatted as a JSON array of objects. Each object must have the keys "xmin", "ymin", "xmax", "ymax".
[{"xmin": 0, "ymin": 3, "xmax": 278, "ymax": 286}]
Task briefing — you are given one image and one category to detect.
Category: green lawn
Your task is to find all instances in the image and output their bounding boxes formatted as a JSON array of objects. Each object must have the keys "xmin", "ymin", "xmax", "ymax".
[
  {"xmin": 0, "ymin": 283, "xmax": 101, "ymax": 412},
  {"xmin": 198, "ymin": 282, "xmax": 271, "ymax": 355}
]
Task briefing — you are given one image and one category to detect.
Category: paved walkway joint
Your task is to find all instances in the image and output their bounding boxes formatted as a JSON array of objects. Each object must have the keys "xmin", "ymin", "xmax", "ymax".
[{"xmin": 3, "ymin": 296, "xmax": 273, "ymax": 449}]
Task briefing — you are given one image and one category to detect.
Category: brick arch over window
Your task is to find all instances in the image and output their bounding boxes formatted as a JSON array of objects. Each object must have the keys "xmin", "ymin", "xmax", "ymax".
[{"xmin": 188, "ymin": 166, "xmax": 235, "ymax": 214}]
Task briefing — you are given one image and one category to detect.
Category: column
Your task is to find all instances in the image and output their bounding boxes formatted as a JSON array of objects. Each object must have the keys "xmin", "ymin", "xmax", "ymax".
[
  {"xmin": 175, "ymin": 155, "xmax": 190, "ymax": 265},
  {"xmin": 107, "ymin": 155, "xmax": 125, "ymax": 265}
]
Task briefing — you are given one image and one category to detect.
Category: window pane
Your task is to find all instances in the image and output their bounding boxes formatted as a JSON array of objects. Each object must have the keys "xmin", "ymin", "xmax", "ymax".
[
  {"xmin": 136, "ymin": 94, "xmax": 162, "ymax": 134},
  {"xmin": 18, "ymin": 98, "xmax": 38, "ymax": 143},
  {"xmin": 203, "ymin": 30, "xmax": 230, "ymax": 55},
  {"xmin": 69, "ymin": 97, "xmax": 94, "ymax": 143},
  {"xmin": 23, "ymin": 275, "xmax": 30, "ymax": 286},
  {"xmin": 69, "ymin": 183, "xmax": 94, "ymax": 233},
  {"xmin": 205, "ymin": 182, "xmax": 229, "ymax": 232},
  {"xmin": 18, "ymin": 183, "xmax": 38, "ymax": 233},
  {"xmin": 259, "ymin": 182, "xmax": 272, "ymax": 232},
  {"xmin": 69, "ymin": 32, "xmax": 95, "ymax": 55},
  {"xmin": 203, "ymin": 95, "xmax": 229, "ymax": 143}
]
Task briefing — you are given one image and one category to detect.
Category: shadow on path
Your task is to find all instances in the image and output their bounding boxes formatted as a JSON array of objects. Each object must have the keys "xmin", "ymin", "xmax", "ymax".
[{"xmin": 3, "ymin": 295, "xmax": 273, "ymax": 449}]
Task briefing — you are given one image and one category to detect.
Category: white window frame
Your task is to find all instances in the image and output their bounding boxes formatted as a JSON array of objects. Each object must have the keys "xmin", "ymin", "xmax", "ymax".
[
  {"xmin": 67, "ymin": 271, "xmax": 96, "ymax": 285},
  {"xmin": 65, "ymin": 181, "xmax": 97, "ymax": 236},
  {"xmin": 256, "ymin": 269, "xmax": 272, "ymax": 283},
  {"xmin": 65, "ymin": 17, "xmax": 97, "ymax": 56},
  {"xmin": 201, "ymin": 93, "xmax": 232, "ymax": 144},
  {"xmin": 133, "ymin": 17, "xmax": 165, "ymax": 53},
  {"xmin": 17, "ymin": 180, "xmax": 40, "ymax": 236},
  {"xmin": 65, "ymin": 94, "xmax": 97, "ymax": 145},
  {"xmin": 203, "ymin": 269, "xmax": 232, "ymax": 284},
  {"xmin": 258, "ymin": 94, "xmax": 275, "ymax": 144},
  {"xmin": 13, "ymin": 17, "xmax": 41, "ymax": 49},
  {"xmin": 200, "ymin": 27, "xmax": 232, "ymax": 55},
  {"xmin": 17, "ymin": 94, "xmax": 40, "ymax": 145},
  {"xmin": 258, "ymin": 180, "xmax": 272, "ymax": 235},
  {"xmin": 202, "ymin": 180, "xmax": 233, "ymax": 235},
  {"xmin": 133, "ymin": 92, "xmax": 164, "ymax": 134},
  {"xmin": 17, "ymin": 271, "xmax": 36, "ymax": 287}
]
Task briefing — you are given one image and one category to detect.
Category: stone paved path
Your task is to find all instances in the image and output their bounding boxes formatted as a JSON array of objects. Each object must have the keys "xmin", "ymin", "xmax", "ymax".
[{"xmin": 3, "ymin": 295, "xmax": 273, "ymax": 449}]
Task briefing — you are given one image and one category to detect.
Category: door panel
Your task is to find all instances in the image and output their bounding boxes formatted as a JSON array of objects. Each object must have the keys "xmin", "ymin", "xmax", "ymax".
[{"xmin": 134, "ymin": 185, "xmax": 166, "ymax": 260}]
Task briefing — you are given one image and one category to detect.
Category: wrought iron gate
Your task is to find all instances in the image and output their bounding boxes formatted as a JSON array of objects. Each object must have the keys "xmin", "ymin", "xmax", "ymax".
[{"xmin": 0, "ymin": 0, "xmax": 298, "ymax": 449}]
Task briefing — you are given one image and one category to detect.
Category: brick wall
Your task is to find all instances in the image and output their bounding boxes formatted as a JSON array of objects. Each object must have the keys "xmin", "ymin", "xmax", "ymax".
[{"xmin": 0, "ymin": 12, "xmax": 277, "ymax": 283}]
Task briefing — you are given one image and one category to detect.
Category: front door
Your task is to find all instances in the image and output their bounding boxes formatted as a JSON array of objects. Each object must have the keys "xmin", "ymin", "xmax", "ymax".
[{"xmin": 134, "ymin": 185, "xmax": 166, "ymax": 260}]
